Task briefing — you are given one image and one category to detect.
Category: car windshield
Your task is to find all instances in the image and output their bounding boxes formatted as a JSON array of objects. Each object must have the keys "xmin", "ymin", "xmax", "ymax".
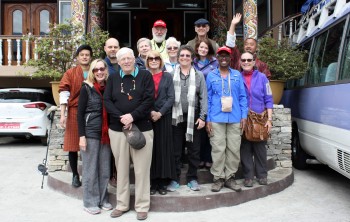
[{"xmin": 0, "ymin": 91, "xmax": 49, "ymax": 103}]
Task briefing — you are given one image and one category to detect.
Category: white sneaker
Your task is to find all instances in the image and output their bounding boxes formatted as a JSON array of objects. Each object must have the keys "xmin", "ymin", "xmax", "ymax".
[
  {"xmin": 84, "ymin": 207, "xmax": 101, "ymax": 215},
  {"xmin": 101, "ymin": 202, "xmax": 113, "ymax": 211}
]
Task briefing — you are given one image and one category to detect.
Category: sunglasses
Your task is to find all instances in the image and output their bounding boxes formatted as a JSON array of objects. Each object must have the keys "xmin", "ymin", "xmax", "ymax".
[
  {"xmin": 241, "ymin": 59, "xmax": 254, "ymax": 62},
  {"xmin": 147, "ymin": 56, "xmax": 161, "ymax": 61},
  {"xmin": 196, "ymin": 24, "xmax": 207, "ymax": 28},
  {"xmin": 167, "ymin": 46, "xmax": 179, "ymax": 51},
  {"xmin": 92, "ymin": 67, "xmax": 106, "ymax": 73},
  {"xmin": 179, "ymin": 54, "xmax": 191, "ymax": 58}
]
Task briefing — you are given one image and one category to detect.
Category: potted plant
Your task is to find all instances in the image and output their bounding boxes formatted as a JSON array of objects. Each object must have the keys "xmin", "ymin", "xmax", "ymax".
[
  {"xmin": 23, "ymin": 21, "xmax": 109, "ymax": 105},
  {"xmin": 258, "ymin": 35, "xmax": 308, "ymax": 104}
]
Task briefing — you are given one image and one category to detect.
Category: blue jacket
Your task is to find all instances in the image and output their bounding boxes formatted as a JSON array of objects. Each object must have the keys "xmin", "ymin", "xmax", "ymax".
[
  {"xmin": 206, "ymin": 68, "xmax": 248, "ymax": 123},
  {"xmin": 104, "ymin": 57, "xmax": 119, "ymax": 76},
  {"xmin": 242, "ymin": 70, "xmax": 273, "ymax": 113},
  {"xmin": 193, "ymin": 57, "xmax": 219, "ymax": 79}
]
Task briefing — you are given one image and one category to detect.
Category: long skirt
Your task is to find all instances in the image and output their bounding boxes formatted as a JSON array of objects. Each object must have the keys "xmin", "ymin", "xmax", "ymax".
[
  {"xmin": 63, "ymin": 106, "xmax": 80, "ymax": 152},
  {"xmin": 150, "ymin": 113, "xmax": 176, "ymax": 180}
]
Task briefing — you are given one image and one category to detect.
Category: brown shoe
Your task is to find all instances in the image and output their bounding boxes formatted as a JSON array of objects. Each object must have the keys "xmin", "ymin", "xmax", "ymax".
[
  {"xmin": 244, "ymin": 179, "xmax": 253, "ymax": 187},
  {"xmin": 137, "ymin": 212, "xmax": 148, "ymax": 220},
  {"xmin": 224, "ymin": 178, "xmax": 242, "ymax": 192},
  {"xmin": 258, "ymin": 178, "xmax": 268, "ymax": 185},
  {"xmin": 110, "ymin": 209, "xmax": 129, "ymax": 218},
  {"xmin": 211, "ymin": 179, "xmax": 224, "ymax": 192}
]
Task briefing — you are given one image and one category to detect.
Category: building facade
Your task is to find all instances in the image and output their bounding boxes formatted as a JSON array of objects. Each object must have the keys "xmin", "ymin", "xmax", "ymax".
[{"xmin": 0, "ymin": 0, "xmax": 305, "ymax": 88}]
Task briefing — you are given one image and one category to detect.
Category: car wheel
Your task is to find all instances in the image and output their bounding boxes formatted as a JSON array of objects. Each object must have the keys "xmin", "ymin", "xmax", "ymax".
[{"xmin": 291, "ymin": 126, "xmax": 308, "ymax": 170}]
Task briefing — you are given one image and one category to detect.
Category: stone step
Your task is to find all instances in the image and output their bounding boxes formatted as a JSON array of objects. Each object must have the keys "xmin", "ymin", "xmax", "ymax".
[{"xmin": 47, "ymin": 164, "xmax": 293, "ymax": 212}]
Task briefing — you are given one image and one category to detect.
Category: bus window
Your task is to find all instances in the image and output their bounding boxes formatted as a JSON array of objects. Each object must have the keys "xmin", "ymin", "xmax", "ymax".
[
  {"xmin": 308, "ymin": 21, "xmax": 345, "ymax": 84},
  {"xmin": 339, "ymin": 25, "xmax": 350, "ymax": 80}
]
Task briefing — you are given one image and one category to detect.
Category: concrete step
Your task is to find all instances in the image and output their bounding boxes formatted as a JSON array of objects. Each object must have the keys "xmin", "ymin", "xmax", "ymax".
[{"xmin": 48, "ymin": 163, "xmax": 293, "ymax": 212}]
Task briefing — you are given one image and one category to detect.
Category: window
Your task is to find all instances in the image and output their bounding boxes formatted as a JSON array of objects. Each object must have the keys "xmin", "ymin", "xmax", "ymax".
[
  {"xmin": 339, "ymin": 22, "xmax": 350, "ymax": 80},
  {"xmin": 308, "ymin": 21, "xmax": 344, "ymax": 85},
  {"xmin": 107, "ymin": 12, "xmax": 131, "ymax": 47},
  {"xmin": 40, "ymin": 10, "xmax": 50, "ymax": 35},
  {"xmin": 12, "ymin": 10, "xmax": 23, "ymax": 35},
  {"xmin": 59, "ymin": 0, "xmax": 71, "ymax": 24}
]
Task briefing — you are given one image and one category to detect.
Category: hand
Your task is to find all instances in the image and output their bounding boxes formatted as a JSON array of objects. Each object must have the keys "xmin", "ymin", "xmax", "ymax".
[
  {"xmin": 123, "ymin": 123, "xmax": 132, "ymax": 130},
  {"xmin": 79, "ymin": 136, "xmax": 87, "ymax": 151},
  {"xmin": 196, "ymin": 118, "xmax": 205, "ymax": 130},
  {"xmin": 231, "ymin": 13, "xmax": 242, "ymax": 26},
  {"xmin": 240, "ymin": 118, "xmax": 247, "ymax": 134},
  {"xmin": 59, "ymin": 115, "xmax": 66, "ymax": 128},
  {"xmin": 206, "ymin": 122, "xmax": 213, "ymax": 137},
  {"xmin": 120, "ymin": 113, "xmax": 134, "ymax": 126},
  {"xmin": 151, "ymin": 111, "xmax": 162, "ymax": 122},
  {"xmin": 265, "ymin": 120, "xmax": 272, "ymax": 133}
]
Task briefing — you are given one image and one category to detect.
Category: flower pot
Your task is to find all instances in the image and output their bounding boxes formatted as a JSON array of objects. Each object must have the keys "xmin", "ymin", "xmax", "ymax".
[
  {"xmin": 50, "ymin": 81, "xmax": 60, "ymax": 106},
  {"xmin": 269, "ymin": 80, "xmax": 285, "ymax": 104}
]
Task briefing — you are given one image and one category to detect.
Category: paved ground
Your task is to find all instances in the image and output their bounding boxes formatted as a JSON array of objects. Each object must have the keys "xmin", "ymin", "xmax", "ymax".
[{"xmin": 0, "ymin": 138, "xmax": 350, "ymax": 222}]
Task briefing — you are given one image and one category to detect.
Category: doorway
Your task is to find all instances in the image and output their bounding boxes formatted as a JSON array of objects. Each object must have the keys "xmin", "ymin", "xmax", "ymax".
[{"xmin": 2, "ymin": 3, "xmax": 56, "ymax": 65}]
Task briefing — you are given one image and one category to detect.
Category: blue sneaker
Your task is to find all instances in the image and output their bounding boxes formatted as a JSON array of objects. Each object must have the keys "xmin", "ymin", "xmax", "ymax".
[
  {"xmin": 187, "ymin": 180, "xmax": 200, "ymax": 191},
  {"xmin": 167, "ymin": 180, "xmax": 180, "ymax": 192}
]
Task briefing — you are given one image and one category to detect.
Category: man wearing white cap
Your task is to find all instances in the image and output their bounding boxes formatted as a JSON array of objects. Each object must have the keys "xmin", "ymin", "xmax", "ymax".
[
  {"xmin": 151, "ymin": 19, "xmax": 169, "ymax": 60},
  {"xmin": 187, "ymin": 18, "xmax": 219, "ymax": 52}
]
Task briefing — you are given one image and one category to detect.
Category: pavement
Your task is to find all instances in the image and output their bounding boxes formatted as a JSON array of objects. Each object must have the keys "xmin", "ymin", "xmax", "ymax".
[{"xmin": 0, "ymin": 138, "xmax": 350, "ymax": 222}]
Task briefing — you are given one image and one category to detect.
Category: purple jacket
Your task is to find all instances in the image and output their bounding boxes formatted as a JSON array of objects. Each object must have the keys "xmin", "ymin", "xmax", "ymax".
[
  {"xmin": 242, "ymin": 70, "xmax": 273, "ymax": 113},
  {"xmin": 193, "ymin": 57, "xmax": 219, "ymax": 79}
]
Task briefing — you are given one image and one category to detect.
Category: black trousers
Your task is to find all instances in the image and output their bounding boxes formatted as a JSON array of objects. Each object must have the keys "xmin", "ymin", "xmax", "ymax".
[
  {"xmin": 240, "ymin": 138, "xmax": 268, "ymax": 180},
  {"xmin": 172, "ymin": 121, "xmax": 201, "ymax": 183}
]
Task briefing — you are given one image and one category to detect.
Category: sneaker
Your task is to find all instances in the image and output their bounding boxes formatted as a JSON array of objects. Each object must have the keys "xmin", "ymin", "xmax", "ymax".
[
  {"xmin": 211, "ymin": 179, "xmax": 224, "ymax": 192},
  {"xmin": 84, "ymin": 207, "xmax": 101, "ymax": 215},
  {"xmin": 244, "ymin": 179, "xmax": 254, "ymax": 187},
  {"xmin": 187, "ymin": 180, "xmax": 200, "ymax": 191},
  {"xmin": 167, "ymin": 180, "xmax": 180, "ymax": 192},
  {"xmin": 224, "ymin": 178, "xmax": 242, "ymax": 192},
  {"xmin": 258, "ymin": 178, "xmax": 268, "ymax": 185},
  {"xmin": 101, "ymin": 202, "xmax": 113, "ymax": 211}
]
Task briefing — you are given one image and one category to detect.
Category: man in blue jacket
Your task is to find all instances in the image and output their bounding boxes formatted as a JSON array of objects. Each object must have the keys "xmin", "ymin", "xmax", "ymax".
[
  {"xmin": 104, "ymin": 38, "xmax": 120, "ymax": 76},
  {"xmin": 206, "ymin": 46, "xmax": 248, "ymax": 192}
]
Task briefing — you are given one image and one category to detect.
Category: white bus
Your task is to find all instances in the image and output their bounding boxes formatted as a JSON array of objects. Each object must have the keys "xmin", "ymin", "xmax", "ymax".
[{"xmin": 281, "ymin": 0, "xmax": 350, "ymax": 179}]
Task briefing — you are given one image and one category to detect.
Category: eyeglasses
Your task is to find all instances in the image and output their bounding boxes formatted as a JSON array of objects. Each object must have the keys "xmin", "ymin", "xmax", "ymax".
[
  {"xmin": 241, "ymin": 58, "xmax": 254, "ymax": 62},
  {"xmin": 195, "ymin": 24, "xmax": 207, "ymax": 28},
  {"xmin": 147, "ymin": 56, "xmax": 161, "ymax": 61},
  {"xmin": 179, "ymin": 54, "xmax": 191, "ymax": 58},
  {"xmin": 167, "ymin": 46, "xmax": 179, "ymax": 51},
  {"xmin": 92, "ymin": 67, "xmax": 106, "ymax": 73}
]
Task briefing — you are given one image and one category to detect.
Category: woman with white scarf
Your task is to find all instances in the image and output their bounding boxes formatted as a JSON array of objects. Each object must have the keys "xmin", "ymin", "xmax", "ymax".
[{"xmin": 167, "ymin": 45, "xmax": 207, "ymax": 192}]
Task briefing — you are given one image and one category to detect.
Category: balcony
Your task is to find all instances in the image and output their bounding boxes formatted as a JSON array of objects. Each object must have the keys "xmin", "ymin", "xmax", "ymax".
[{"xmin": 0, "ymin": 35, "xmax": 51, "ymax": 88}]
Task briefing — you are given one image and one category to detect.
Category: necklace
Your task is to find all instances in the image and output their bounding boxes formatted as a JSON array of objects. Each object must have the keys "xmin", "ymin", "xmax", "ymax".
[
  {"xmin": 120, "ymin": 78, "xmax": 136, "ymax": 100},
  {"xmin": 180, "ymin": 71, "xmax": 190, "ymax": 87}
]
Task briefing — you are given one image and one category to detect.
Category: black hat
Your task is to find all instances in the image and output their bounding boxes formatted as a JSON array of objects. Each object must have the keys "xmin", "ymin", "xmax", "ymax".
[
  {"xmin": 194, "ymin": 18, "xmax": 209, "ymax": 26},
  {"xmin": 122, "ymin": 124, "xmax": 146, "ymax": 150}
]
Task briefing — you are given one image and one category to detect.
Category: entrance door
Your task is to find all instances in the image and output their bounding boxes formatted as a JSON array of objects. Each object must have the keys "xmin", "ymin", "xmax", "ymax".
[
  {"xmin": 133, "ymin": 12, "xmax": 182, "ymax": 49},
  {"xmin": 2, "ymin": 3, "xmax": 56, "ymax": 65}
]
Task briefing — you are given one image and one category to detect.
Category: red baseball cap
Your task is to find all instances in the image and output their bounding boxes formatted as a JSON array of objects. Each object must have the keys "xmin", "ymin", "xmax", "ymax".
[
  {"xmin": 217, "ymin": 46, "xmax": 232, "ymax": 54},
  {"xmin": 153, "ymin": 20, "xmax": 167, "ymax": 28}
]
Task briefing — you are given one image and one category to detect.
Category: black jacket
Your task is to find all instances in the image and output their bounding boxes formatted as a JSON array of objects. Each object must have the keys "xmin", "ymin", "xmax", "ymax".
[
  {"xmin": 153, "ymin": 71, "xmax": 175, "ymax": 116},
  {"xmin": 77, "ymin": 82, "xmax": 103, "ymax": 139}
]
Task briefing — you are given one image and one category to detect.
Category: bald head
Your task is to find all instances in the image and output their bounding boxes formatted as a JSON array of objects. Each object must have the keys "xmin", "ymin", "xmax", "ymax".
[{"xmin": 104, "ymin": 38, "xmax": 120, "ymax": 61}]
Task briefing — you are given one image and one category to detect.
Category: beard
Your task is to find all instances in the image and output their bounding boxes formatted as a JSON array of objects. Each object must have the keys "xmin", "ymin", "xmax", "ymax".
[{"xmin": 152, "ymin": 32, "xmax": 166, "ymax": 43}]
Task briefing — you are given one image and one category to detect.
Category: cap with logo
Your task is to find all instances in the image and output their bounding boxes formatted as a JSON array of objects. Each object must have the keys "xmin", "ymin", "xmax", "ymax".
[
  {"xmin": 216, "ymin": 46, "xmax": 232, "ymax": 54},
  {"xmin": 153, "ymin": 20, "xmax": 167, "ymax": 28}
]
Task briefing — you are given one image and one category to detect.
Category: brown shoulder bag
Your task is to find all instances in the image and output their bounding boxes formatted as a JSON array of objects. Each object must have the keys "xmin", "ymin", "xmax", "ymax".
[{"xmin": 244, "ymin": 110, "xmax": 269, "ymax": 142}]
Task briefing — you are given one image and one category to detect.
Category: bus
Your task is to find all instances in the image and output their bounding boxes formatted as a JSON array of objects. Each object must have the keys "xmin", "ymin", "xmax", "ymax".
[{"xmin": 281, "ymin": 0, "xmax": 350, "ymax": 179}]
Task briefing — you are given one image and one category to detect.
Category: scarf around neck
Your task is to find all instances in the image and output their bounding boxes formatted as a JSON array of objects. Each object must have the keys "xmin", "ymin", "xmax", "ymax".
[
  {"xmin": 93, "ymin": 82, "xmax": 110, "ymax": 144},
  {"xmin": 172, "ymin": 65, "xmax": 196, "ymax": 142}
]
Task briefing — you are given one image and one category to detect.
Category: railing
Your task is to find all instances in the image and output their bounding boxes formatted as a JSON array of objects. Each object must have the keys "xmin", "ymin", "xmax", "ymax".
[
  {"xmin": 259, "ymin": 13, "xmax": 303, "ymax": 44},
  {"xmin": 0, "ymin": 35, "xmax": 39, "ymax": 66}
]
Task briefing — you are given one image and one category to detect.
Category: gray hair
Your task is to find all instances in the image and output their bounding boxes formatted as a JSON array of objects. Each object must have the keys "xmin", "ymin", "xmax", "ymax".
[
  {"xmin": 137, "ymin": 38, "xmax": 151, "ymax": 51},
  {"xmin": 116, "ymin": 47, "xmax": 135, "ymax": 61},
  {"xmin": 166, "ymin": 37, "xmax": 181, "ymax": 48}
]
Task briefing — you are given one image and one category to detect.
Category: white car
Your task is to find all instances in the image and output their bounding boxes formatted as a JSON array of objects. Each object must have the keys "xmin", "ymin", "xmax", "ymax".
[{"xmin": 0, "ymin": 88, "xmax": 54, "ymax": 145}]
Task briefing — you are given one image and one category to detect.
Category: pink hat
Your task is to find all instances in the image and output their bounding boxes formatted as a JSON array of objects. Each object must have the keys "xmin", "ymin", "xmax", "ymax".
[
  {"xmin": 217, "ymin": 46, "xmax": 232, "ymax": 54},
  {"xmin": 153, "ymin": 20, "xmax": 167, "ymax": 28}
]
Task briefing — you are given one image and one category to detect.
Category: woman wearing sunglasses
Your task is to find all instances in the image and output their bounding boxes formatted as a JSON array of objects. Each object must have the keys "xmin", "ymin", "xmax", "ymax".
[
  {"xmin": 168, "ymin": 45, "xmax": 207, "ymax": 192},
  {"xmin": 77, "ymin": 59, "xmax": 112, "ymax": 214},
  {"xmin": 239, "ymin": 52, "xmax": 273, "ymax": 188},
  {"xmin": 163, "ymin": 37, "xmax": 181, "ymax": 73},
  {"xmin": 146, "ymin": 50, "xmax": 176, "ymax": 196}
]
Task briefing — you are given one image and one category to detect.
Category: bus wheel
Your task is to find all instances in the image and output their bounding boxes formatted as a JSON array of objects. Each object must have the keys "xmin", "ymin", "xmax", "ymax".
[{"xmin": 291, "ymin": 129, "xmax": 308, "ymax": 169}]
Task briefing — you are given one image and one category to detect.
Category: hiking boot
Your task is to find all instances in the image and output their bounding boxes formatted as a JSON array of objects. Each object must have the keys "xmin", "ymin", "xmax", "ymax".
[
  {"xmin": 244, "ymin": 179, "xmax": 254, "ymax": 187},
  {"xmin": 211, "ymin": 179, "xmax": 224, "ymax": 192},
  {"xmin": 187, "ymin": 180, "xmax": 200, "ymax": 191},
  {"xmin": 258, "ymin": 178, "xmax": 268, "ymax": 185},
  {"xmin": 167, "ymin": 180, "xmax": 180, "ymax": 192},
  {"xmin": 224, "ymin": 177, "xmax": 242, "ymax": 192}
]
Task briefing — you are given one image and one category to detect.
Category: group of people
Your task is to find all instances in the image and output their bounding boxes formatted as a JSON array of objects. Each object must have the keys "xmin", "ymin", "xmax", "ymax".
[{"xmin": 58, "ymin": 13, "xmax": 273, "ymax": 221}]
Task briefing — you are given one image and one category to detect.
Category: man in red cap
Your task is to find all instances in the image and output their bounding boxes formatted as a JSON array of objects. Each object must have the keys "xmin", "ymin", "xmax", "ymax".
[
  {"xmin": 205, "ymin": 46, "xmax": 248, "ymax": 193},
  {"xmin": 151, "ymin": 19, "xmax": 168, "ymax": 60}
]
